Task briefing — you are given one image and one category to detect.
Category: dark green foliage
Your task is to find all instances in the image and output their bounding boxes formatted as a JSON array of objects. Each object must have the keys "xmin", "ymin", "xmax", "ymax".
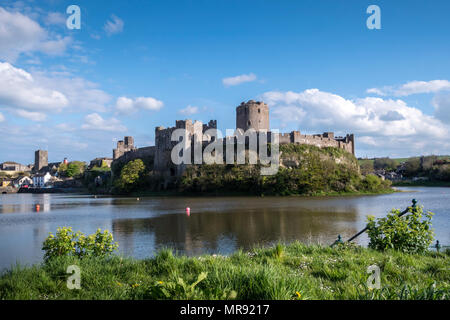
[
  {"xmin": 404, "ymin": 158, "xmax": 421, "ymax": 177},
  {"xmin": 178, "ymin": 145, "xmax": 390, "ymax": 196},
  {"xmin": 403, "ymin": 156, "xmax": 450, "ymax": 182},
  {"xmin": 360, "ymin": 161, "xmax": 374, "ymax": 175},
  {"xmin": 115, "ymin": 159, "xmax": 146, "ymax": 192},
  {"xmin": 374, "ymin": 157, "xmax": 397, "ymax": 171}
]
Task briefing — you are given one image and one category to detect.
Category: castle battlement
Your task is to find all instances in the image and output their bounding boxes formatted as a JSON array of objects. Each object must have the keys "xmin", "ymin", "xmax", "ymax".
[{"xmin": 112, "ymin": 100, "xmax": 355, "ymax": 178}]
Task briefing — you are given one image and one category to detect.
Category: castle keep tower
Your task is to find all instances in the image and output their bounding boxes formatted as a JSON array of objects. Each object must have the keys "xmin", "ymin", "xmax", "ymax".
[
  {"xmin": 34, "ymin": 150, "xmax": 48, "ymax": 172},
  {"xmin": 236, "ymin": 100, "xmax": 269, "ymax": 132},
  {"xmin": 113, "ymin": 136, "xmax": 136, "ymax": 160}
]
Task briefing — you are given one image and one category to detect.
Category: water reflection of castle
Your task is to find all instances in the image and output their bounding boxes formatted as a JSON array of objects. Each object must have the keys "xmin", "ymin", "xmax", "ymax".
[{"xmin": 111, "ymin": 201, "xmax": 360, "ymax": 256}]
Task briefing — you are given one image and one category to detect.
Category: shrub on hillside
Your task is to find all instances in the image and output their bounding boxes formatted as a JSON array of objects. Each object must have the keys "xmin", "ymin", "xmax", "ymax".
[{"xmin": 360, "ymin": 174, "xmax": 391, "ymax": 192}]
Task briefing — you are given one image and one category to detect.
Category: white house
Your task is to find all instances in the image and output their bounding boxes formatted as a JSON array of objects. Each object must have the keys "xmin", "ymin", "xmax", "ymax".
[
  {"xmin": 13, "ymin": 176, "xmax": 33, "ymax": 188},
  {"xmin": 32, "ymin": 172, "xmax": 52, "ymax": 188}
]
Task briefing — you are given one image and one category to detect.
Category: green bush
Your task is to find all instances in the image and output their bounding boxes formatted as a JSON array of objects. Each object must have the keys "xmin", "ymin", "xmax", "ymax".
[
  {"xmin": 366, "ymin": 205, "xmax": 434, "ymax": 254},
  {"xmin": 115, "ymin": 159, "xmax": 146, "ymax": 192},
  {"xmin": 360, "ymin": 174, "xmax": 391, "ymax": 192},
  {"xmin": 42, "ymin": 227, "xmax": 118, "ymax": 261}
]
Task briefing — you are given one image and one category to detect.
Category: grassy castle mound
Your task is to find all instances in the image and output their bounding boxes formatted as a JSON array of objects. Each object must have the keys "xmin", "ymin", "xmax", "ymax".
[{"xmin": 112, "ymin": 145, "xmax": 392, "ymax": 196}]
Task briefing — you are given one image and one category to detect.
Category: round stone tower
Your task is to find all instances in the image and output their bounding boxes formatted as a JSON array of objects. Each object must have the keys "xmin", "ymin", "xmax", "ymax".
[{"xmin": 236, "ymin": 100, "xmax": 269, "ymax": 131}]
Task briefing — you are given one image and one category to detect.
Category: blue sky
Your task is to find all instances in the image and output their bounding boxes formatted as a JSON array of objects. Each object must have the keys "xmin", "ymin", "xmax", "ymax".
[{"xmin": 0, "ymin": 0, "xmax": 449, "ymax": 164}]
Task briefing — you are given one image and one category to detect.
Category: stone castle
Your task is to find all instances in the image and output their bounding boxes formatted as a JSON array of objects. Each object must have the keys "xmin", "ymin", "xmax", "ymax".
[{"xmin": 113, "ymin": 100, "xmax": 355, "ymax": 177}]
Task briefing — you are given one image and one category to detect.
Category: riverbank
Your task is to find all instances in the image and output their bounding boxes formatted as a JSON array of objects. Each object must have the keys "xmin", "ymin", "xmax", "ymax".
[
  {"xmin": 1, "ymin": 242, "xmax": 448, "ymax": 300},
  {"xmin": 109, "ymin": 187, "xmax": 397, "ymax": 198},
  {"xmin": 17, "ymin": 187, "xmax": 89, "ymax": 194},
  {"xmin": 392, "ymin": 180, "xmax": 450, "ymax": 187}
]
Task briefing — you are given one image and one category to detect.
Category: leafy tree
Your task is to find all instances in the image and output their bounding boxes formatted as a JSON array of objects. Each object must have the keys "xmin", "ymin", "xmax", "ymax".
[
  {"xmin": 374, "ymin": 157, "xmax": 397, "ymax": 171},
  {"xmin": 436, "ymin": 165, "xmax": 450, "ymax": 181},
  {"xmin": 421, "ymin": 155, "xmax": 437, "ymax": 171},
  {"xmin": 116, "ymin": 159, "xmax": 146, "ymax": 192},
  {"xmin": 58, "ymin": 163, "xmax": 68, "ymax": 175},
  {"xmin": 366, "ymin": 205, "xmax": 434, "ymax": 254},
  {"xmin": 404, "ymin": 158, "xmax": 421, "ymax": 177},
  {"xmin": 66, "ymin": 161, "xmax": 86, "ymax": 177},
  {"xmin": 360, "ymin": 161, "xmax": 374, "ymax": 175}
]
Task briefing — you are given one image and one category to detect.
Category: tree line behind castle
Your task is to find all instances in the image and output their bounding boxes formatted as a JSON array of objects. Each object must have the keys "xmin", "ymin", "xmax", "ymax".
[{"xmin": 1, "ymin": 100, "xmax": 446, "ymax": 194}]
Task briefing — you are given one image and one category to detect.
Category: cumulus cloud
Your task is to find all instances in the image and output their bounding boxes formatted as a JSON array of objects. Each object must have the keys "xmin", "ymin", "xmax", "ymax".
[
  {"xmin": 82, "ymin": 113, "xmax": 127, "ymax": 132},
  {"xmin": 35, "ymin": 74, "xmax": 112, "ymax": 112},
  {"xmin": 0, "ymin": 7, "xmax": 72, "ymax": 62},
  {"xmin": 116, "ymin": 96, "xmax": 163, "ymax": 114},
  {"xmin": 13, "ymin": 109, "xmax": 47, "ymax": 121},
  {"xmin": 379, "ymin": 110, "xmax": 405, "ymax": 122},
  {"xmin": 432, "ymin": 93, "xmax": 450, "ymax": 124},
  {"xmin": 0, "ymin": 122, "xmax": 93, "ymax": 164},
  {"xmin": 178, "ymin": 105, "xmax": 199, "ymax": 115},
  {"xmin": 367, "ymin": 80, "xmax": 450, "ymax": 97},
  {"xmin": 44, "ymin": 12, "xmax": 66, "ymax": 26},
  {"xmin": 0, "ymin": 62, "xmax": 69, "ymax": 116},
  {"xmin": 104, "ymin": 14, "xmax": 124, "ymax": 36},
  {"xmin": 55, "ymin": 123, "xmax": 76, "ymax": 132},
  {"xmin": 262, "ymin": 89, "xmax": 450, "ymax": 156},
  {"xmin": 0, "ymin": 62, "xmax": 114, "ymax": 121},
  {"xmin": 222, "ymin": 73, "xmax": 257, "ymax": 87}
]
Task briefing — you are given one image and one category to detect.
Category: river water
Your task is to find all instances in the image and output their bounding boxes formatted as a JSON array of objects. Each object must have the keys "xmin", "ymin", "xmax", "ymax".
[{"xmin": 0, "ymin": 187, "xmax": 449, "ymax": 270}]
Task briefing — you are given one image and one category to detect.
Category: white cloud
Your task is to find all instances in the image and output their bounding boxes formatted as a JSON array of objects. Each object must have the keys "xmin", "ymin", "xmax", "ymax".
[
  {"xmin": 0, "ymin": 122, "xmax": 93, "ymax": 164},
  {"xmin": 222, "ymin": 73, "xmax": 257, "ymax": 87},
  {"xmin": 366, "ymin": 88, "xmax": 385, "ymax": 96},
  {"xmin": 179, "ymin": 105, "xmax": 199, "ymax": 115},
  {"xmin": 35, "ymin": 74, "xmax": 111, "ymax": 112},
  {"xmin": 0, "ymin": 62, "xmax": 69, "ymax": 116},
  {"xmin": 44, "ymin": 12, "xmax": 66, "ymax": 26},
  {"xmin": 104, "ymin": 14, "xmax": 124, "ymax": 36},
  {"xmin": 379, "ymin": 110, "xmax": 405, "ymax": 121},
  {"xmin": 0, "ymin": 112, "xmax": 4, "ymax": 122},
  {"xmin": 116, "ymin": 96, "xmax": 163, "ymax": 114},
  {"xmin": 81, "ymin": 113, "xmax": 127, "ymax": 132},
  {"xmin": 262, "ymin": 89, "xmax": 450, "ymax": 156},
  {"xmin": 367, "ymin": 80, "xmax": 450, "ymax": 97},
  {"xmin": 13, "ymin": 109, "xmax": 47, "ymax": 121},
  {"xmin": 0, "ymin": 7, "xmax": 72, "ymax": 62},
  {"xmin": 432, "ymin": 93, "xmax": 450, "ymax": 124},
  {"xmin": 55, "ymin": 123, "xmax": 76, "ymax": 132}
]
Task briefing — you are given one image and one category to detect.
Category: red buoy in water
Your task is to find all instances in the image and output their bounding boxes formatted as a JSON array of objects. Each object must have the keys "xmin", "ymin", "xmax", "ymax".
[{"xmin": 186, "ymin": 207, "xmax": 190, "ymax": 216}]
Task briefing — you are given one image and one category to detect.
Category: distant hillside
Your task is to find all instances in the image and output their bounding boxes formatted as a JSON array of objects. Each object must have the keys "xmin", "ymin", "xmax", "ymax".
[
  {"xmin": 358, "ymin": 155, "xmax": 450, "ymax": 167},
  {"xmin": 358, "ymin": 155, "xmax": 450, "ymax": 185}
]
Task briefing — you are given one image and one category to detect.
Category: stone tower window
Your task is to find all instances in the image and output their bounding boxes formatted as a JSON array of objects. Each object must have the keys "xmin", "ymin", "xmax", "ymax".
[
  {"xmin": 258, "ymin": 108, "xmax": 261, "ymax": 113},
  {"xmin": 247, "ymin": 121, "xmax": 251, "ymax": 126}
]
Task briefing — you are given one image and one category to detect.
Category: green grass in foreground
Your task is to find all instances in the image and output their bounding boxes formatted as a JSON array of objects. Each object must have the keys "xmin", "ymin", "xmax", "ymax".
[{"xmin": 1, "ymin": 243, "xmax": 449, "ymax": 300}]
